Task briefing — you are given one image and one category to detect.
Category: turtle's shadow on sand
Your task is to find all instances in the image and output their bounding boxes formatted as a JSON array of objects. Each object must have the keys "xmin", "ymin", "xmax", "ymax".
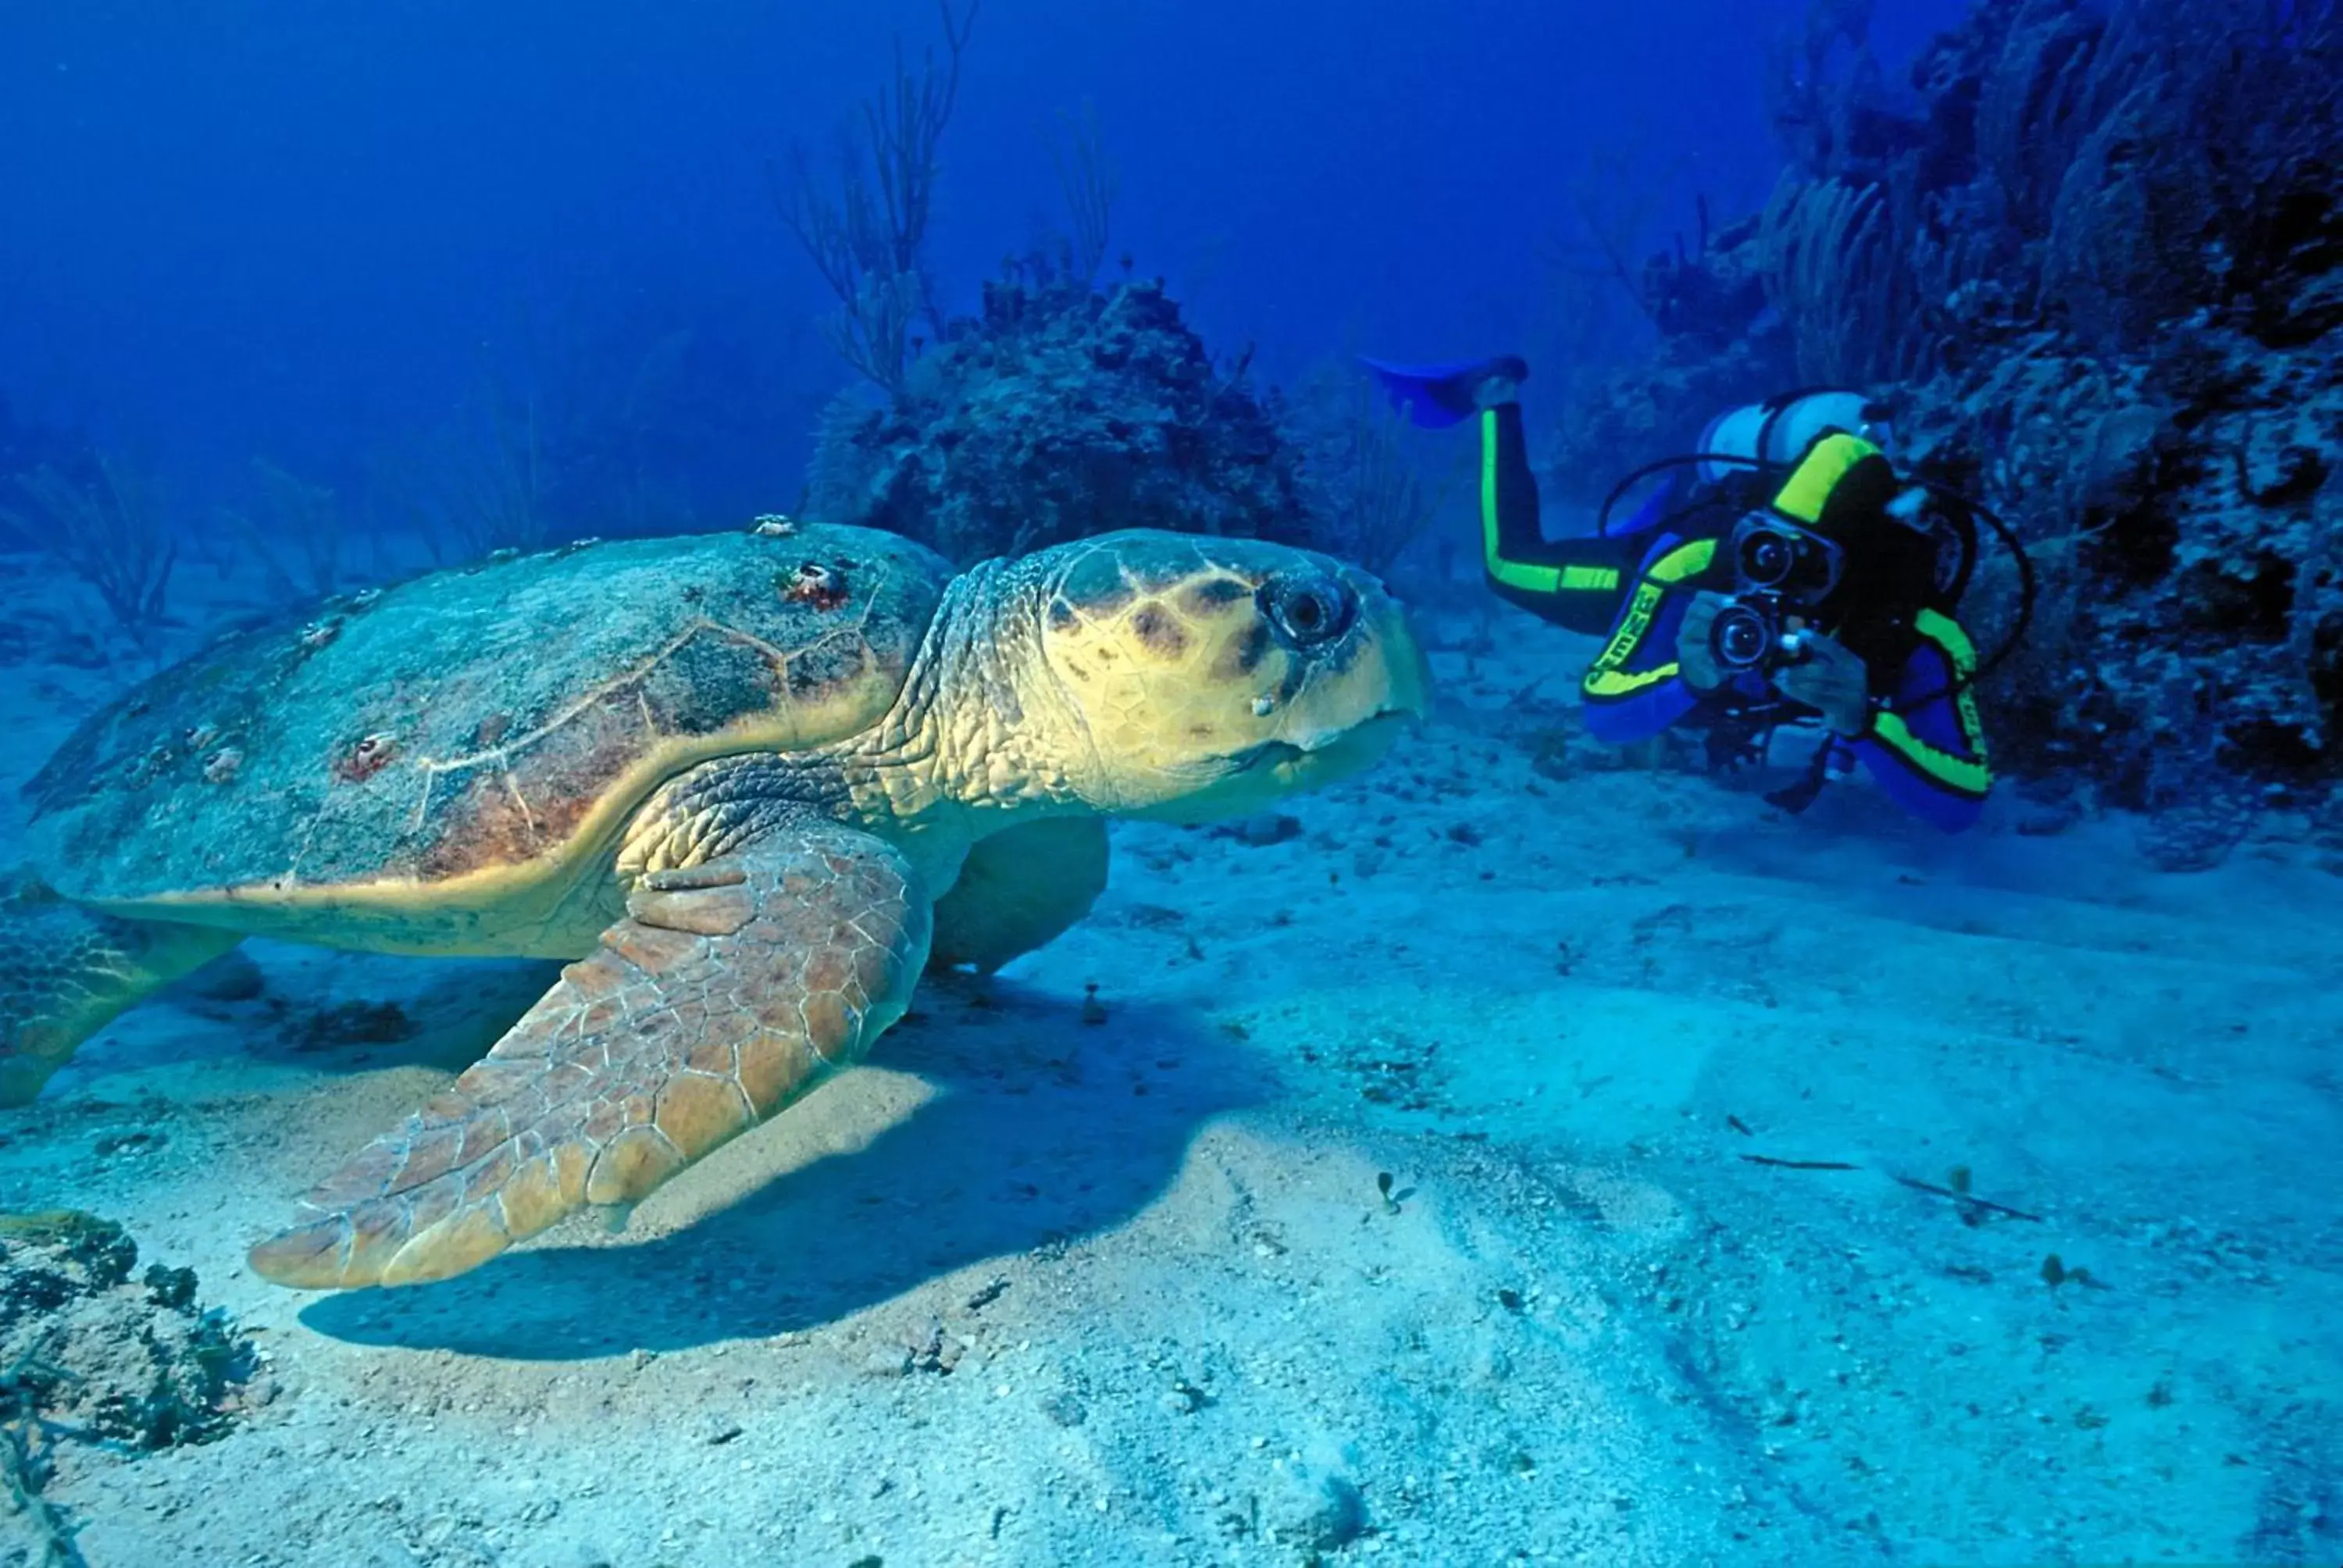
[{"xmin": 294, "ymin": 977, "xmax": 1264, "ymax": 1357}]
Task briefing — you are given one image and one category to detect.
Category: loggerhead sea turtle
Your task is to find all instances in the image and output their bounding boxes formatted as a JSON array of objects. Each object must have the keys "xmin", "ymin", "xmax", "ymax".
[{"xmin": 0, "ymin": 522, "xmax": 1428, "ymax": 1290}]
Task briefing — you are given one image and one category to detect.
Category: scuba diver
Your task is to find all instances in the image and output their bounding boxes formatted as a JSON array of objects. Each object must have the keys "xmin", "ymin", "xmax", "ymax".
[{"xmin": 1365, "ymin": 356, "xmax": 2024, "ymax": 833}]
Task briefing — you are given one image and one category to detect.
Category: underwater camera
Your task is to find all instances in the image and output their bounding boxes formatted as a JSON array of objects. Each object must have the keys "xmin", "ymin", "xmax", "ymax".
[
  {"xmin": 1730, "ymin": 513, "xmax": 1842, "ymax": 600},
  {"xmin": 1710, "ymin": 595, "xmax": 1778, "ymax": 673},
  {"xmin": 1708, "ymin": 513, "xmax": 1844, "ymax": 674},
  {"xmin": 1708, "ymin": 593, "xmax": 1803, "ymax": 675}
]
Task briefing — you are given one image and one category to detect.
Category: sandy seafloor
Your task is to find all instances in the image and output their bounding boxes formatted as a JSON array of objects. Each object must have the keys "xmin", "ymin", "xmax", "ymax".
[{"xmin": 1, "ymin": 546, "xmax": 2338, "ymax": 1568}]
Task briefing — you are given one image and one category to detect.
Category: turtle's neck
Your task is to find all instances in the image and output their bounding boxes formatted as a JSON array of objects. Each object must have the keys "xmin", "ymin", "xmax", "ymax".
[{"xmin": 836, "ymin": 558, "xmax": 1093, "ymax": 834}]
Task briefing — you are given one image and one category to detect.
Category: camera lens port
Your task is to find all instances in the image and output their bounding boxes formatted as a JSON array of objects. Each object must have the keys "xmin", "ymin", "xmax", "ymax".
[
  {"xmin": 1711, "ymin": 603, "xmax": 1776, "ymax": 671},
  {"xmin": 1737, "ymin": 528, "xmax": 1796, "ymax": 589}
]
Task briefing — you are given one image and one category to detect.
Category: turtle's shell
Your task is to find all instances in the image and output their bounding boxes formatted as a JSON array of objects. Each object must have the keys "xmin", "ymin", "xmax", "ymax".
[{"xmin": 22, "ymin": 525, "xmax": 950, "ymax": 946}]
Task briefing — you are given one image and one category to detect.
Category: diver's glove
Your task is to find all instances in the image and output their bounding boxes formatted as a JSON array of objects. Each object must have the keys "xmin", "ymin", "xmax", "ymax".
[
  {"xmin": 1674, "ymin": 592, "xmax": 1731, "ymax": 691},
  {"xmin": 1774, "ymin": 632, "xmax": 1872, "ymax": 736}
]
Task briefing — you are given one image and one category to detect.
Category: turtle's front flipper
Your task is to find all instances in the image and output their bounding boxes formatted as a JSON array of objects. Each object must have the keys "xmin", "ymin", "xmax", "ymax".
[
  {"xmin": 0, "ymin": 874, "xmax": 243, "ymax": 1106},
  {"xmin": 248, "ymin": 821, "xmax": 930, "ymax": 1290}
]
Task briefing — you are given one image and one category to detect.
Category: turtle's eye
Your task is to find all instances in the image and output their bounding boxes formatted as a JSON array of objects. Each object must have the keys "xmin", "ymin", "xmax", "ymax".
[{"xmin": 1259, "ymin": 572, "xmax": 1356, "ymax": 649}]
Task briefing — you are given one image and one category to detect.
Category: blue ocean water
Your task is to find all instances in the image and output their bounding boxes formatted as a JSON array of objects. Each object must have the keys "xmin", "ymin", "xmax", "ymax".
[{"xmin": 2, "ymin": 2, "xmax": 2338, "ymax": 1564}]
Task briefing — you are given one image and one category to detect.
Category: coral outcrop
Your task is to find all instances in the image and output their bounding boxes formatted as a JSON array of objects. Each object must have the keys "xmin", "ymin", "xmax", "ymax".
[
  {"xmin": 805, "ymin": 270, "xmax": 1318, "ymax": 567},
  {"xmin": 0, "ymin": 1210, "xmax": 259, "ymax": 1561}
]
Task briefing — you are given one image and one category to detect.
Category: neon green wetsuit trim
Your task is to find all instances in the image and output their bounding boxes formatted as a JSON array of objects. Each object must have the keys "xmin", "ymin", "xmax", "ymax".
[
  {"xmin": 1581, "ymin": 539, "xmax": 1715, "ymax": 698},
  {"xmin": 1480, "ymin": 408, "xmax": 1621, "ymax": 598}
]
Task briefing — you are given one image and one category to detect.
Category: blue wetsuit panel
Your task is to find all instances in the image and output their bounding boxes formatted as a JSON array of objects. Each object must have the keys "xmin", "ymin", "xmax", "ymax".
[{"xmin": 1849, "ymin": 640, "xmax": 1990, "ymax": 833}]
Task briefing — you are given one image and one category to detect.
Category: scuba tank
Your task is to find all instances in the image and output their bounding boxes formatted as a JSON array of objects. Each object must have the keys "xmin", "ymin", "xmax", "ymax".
[{"xmin": 1696, "ymin": 388, "xmax": 1895, "ymax": 485}]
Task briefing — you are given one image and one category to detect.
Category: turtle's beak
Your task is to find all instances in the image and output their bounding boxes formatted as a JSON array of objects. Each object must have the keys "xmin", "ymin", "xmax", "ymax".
[
  {"xmin": 1379, "ymin": 603, "xmax": 1435, "ymax": 724},
  {"xmin": 1304, "ymin": 576, "xmax": 1433, "ymax": 741}
]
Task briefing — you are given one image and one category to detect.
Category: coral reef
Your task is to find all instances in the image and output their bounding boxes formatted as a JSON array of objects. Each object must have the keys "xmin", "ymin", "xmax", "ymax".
[
  {"xmin": 1545, "ymin": 0, "xmax": 2343, "ymax": 807},
  {"xmin": 0, "ymin": 1210, "xmax": 259, "ymax": 1563},
  {"xmin": 804, "ymin": 269, "xmax": 1321, "ymax": 566},
  {"xmin": 0, "ymin": 1210, "xmax": 256, "ymax": 1447}
]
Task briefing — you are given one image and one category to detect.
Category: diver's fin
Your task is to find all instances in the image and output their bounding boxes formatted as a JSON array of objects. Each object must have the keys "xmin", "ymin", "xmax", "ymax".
[{"xmin": 1360, "ymin": 354, "xmax": 1530, "ymax": 429}]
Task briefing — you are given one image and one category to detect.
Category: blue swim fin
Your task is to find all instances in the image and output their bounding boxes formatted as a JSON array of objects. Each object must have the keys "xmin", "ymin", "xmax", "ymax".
[{"xmin": 1359, "ymin": 355, "xmax": 1530, "ymax": 429}]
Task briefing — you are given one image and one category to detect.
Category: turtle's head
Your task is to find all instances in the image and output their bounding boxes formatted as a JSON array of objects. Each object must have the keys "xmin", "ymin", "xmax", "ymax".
[{"xmin": 1019, "ymin": 530, "xmax": 1431, "ymax": 822}]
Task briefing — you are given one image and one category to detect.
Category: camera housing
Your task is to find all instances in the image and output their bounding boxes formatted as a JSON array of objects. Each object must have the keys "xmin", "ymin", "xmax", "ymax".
[
  {"xmin": 1709, "ymin": 594, "xmax": 1786, "ymax": 674},
  {"xmin": 1708, "ymin": 513, "xmax": 1844, "ymax": 677},
  {"xmin": 1729, "ymin": 515, "xmax": 1843, "ymax": 601}
]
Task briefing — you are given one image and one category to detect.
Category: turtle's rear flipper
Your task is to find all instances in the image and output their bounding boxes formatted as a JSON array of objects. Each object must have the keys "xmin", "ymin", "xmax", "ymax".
[
  {"xmin": 0, "ymin": 871, "xmax": 243, "ymax": 1106},
  {"xmin": 247, "ymin": 821, "xmax": 931, "ymax": 1291}
]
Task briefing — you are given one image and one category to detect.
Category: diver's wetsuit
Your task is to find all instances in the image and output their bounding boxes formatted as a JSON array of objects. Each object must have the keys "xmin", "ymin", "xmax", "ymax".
[{"xmin": 1476, "ymin": 398, "xmax": 1993, "ymax": 832}]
